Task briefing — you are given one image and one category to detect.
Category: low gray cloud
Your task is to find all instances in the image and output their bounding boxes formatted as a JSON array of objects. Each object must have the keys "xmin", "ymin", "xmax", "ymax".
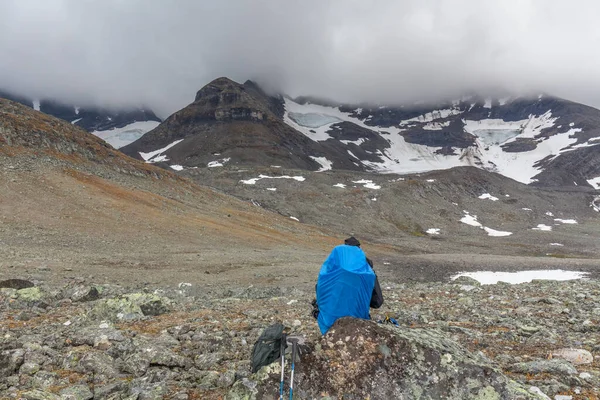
[{"xmin": 1, "ymin": 0, "xmax": 600, "ymax": 117}]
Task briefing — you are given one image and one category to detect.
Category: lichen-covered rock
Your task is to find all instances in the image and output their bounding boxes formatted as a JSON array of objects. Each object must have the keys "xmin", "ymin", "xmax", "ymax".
[
  {"xmin": 60, "ymin": 384, "xmax": 94, "ymax": 400},
  {"xmin": 19, "ymin": 389, "xmax": 61, "ymax": 400},
  {"xmin": 231, "ymin": 317, "xmax": 542, "ymax": 400},
  {"xmin": 70, "ymin": 285, "xmax": 101, "ymax": 302},
  {"xmin": 77, "ymin": 351, "xmax": 120, "ymax": 379},
  {"xmin": 88, "ymin": 293, "xmax": 171, "ymax": 321},
  {"xmin": 508, "ymin": 359, "xmax": 578, "ymax": 376},
  {"xmin": 16, "ymin": 287, "xmax": 42, "ymax": 303},
  {"xmin": 0, "ymin": 348, "xmax": 24, "ymax": 378}
]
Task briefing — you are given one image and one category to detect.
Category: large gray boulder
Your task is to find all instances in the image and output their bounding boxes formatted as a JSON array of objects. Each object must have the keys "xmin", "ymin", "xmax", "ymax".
[{"xmin": 229, "ymin": 317, "xmax": 544, "ymax": 400}]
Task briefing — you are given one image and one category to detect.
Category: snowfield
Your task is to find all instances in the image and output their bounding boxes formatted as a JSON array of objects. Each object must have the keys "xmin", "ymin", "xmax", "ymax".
[
  {"xmin": 283, "ymin": 98, "xmax": 592, "ymax": 185},
  {"xmin": 93, "ymin": 121, "xmax": 160, "ymax": 149}
]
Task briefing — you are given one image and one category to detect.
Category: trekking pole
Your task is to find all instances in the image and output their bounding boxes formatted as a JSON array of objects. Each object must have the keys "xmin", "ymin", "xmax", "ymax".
[
  {"xmin": 279, "ymin": 333, "xmax": 287, "ymax": 400},
  {"xmin": 288, "ymin": 337, "xmax": 299, "ymax": 400}
]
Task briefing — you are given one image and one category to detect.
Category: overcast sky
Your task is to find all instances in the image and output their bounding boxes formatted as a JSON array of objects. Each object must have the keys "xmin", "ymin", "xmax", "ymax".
[{"xmin": 1, "ymin": 0, "xmax": 600, "ymax": 117}]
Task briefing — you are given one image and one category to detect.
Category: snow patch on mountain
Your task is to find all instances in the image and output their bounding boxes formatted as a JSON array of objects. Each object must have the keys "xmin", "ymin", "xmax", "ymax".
[
  {"xmin": 423, "ymin": 121, "xmax": 451, "ymax": 131},
  {"xmin": 93, "ymin": 121, "xmax": 160, "ymax": 149},
  {"xmin": 352, "ymin": 179, "xmax": 381, "ymax": 189},
  {"xmin": 554, "ymin": 218, "xmax": 577, "ymax": 224},
  {"xmin": 310, "ymin": 156, "xmax": 333, "ymax": 172},
  {"xmin": 460, "ymin": 213, "xmax": 482, "ymax": 227},
  {"xmin": 283, "ymin": 98, "xmax": 403, "ymax": 142},
  {"xmin": 240, "ymin": 175, "xmax": 306, "ymax": 185},
  {"xmin": 589, "ymin": 177, "xmax": 600, "ymax": 189},
  {"xmin": 533, "ymin": 224, "xmax": 552, "ymax": 231},
  {"xmin": 399, "ymin": 108, "xmax": 462, "ymax": 126},
  {"xmin": 208, "ymin": 158, "xmax": 231, "ymax": 168},
  {"xmin": 478, "ymin": 193, "xmax": 499, "ymax": 201},
  {"xmin": 483, "ymin": 227, "xmax": 512, "ymax": 237},
  {"xmin": 139, "ymin": 139, "xmax": 184, "ymax": 162}
]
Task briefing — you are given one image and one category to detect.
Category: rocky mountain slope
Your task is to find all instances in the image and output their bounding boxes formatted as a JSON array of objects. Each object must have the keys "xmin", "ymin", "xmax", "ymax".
[
  {"xmin": 0, "ymin": 97, "xmax": 342, "ymax": 287},
  {"xmin": 179, "ymin": 164, "xmax": 600, "ymax": 262},
  {"xmin": 122, "ymin": 78, "xmax": 600, "ymax": 189},
  {"xmin": 0, "ymin": 89, "xmax": 161, "ymax": 149}
]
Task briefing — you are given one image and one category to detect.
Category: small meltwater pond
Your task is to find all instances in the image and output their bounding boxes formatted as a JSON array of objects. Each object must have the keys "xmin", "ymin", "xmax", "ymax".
[{"xmin": 451, "ymin": 269, "xmax": 589, "ymax": 285}]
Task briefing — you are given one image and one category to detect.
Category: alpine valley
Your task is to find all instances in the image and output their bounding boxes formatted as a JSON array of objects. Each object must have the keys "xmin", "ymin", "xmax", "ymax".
[{"xmin": 1, "ymin": 77, "xmax": 600, "ymax": 399}]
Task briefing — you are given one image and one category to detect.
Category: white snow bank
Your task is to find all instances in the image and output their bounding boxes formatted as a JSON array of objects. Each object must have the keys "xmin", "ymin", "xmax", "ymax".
[
  {"xmin": 426, "ymin": 228, "xmax": 440, "ymax": 235},
  {"xmin": 240, "ymin": 175, "xmax": 306, "ymax": 185},
  {"xmin": 340, "ymin": 138, "xmax": 366, "ymax": 146},
  {"xmin": 170, "ymin": 165, "xmax": 183, "ymax": 171},
  {"xmin": 451, "ymin": 270, "xmax": 588, "ymax": 285},
  {"xmin": 478, "ymin": 193, "xmax": 499, "ymax": 201},
  {"xmin": 208, "ymin": 158, "xmax": 231, "ymax": 168},
  {"xmin": 422, "ymin": 121, "xmax": 450, "ymax": 130},
  {"xmin": 310, "ymin": 156, "xmax": 333, "ymax": 172},
  {"xmin": 460, "ymin": 213, "xmax": 482, "ymax": 227},
  {"xmin": 352, "ymin": 179, "xmax": 381, "ymax": 189},
  {"xmin": 587, "ymin": 177, "xmax": 600, "ymax": 189},
  {"xmin": 532, "ymin": 224, "xmax": 552, "ymax": 231},
  {"xmin": 399, "ymin": 108, "xmax": 462, "ymax": 125},
  {"xmin": 554, "ymin": 219, "xmax": 577, "ymax": 224},
  {"xmin": 483, "ymin": 227, "xmax": 512, "ymax": 237},
  {"xmin": 333, "ymin": 183, "xmax": 346, "ymax": 188},
  {"xmin": 139, "ymin": 139, "xmax": 183, "ymax": 162}
]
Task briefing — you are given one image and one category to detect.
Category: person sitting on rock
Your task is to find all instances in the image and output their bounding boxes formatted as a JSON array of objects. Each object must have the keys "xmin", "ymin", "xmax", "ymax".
[{"xmin": 314, "ymin": 236, "xmax": 383, "ymax": 334}]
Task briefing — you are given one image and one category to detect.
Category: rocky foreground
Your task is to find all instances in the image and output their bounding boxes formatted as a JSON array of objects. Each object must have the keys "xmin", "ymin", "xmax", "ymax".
[{"xmin": 1, "ymin": 275, "xmax": 599, "ymax": 400}]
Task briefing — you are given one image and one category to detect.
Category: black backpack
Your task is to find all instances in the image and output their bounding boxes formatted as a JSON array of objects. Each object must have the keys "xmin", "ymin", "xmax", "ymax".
[
  {"xmin": 367, "ymin": 258, "xmax": 384, "ymax": 309},
  {"xmin": 251, "ymin": 323, "xmax": 287, "ymax": 373}
]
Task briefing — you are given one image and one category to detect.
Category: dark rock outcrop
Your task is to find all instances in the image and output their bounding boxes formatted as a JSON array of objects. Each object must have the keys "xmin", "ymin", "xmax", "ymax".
[{"xmin": 121, "ymin": 78, "xmax": 331, "ymax": 170}]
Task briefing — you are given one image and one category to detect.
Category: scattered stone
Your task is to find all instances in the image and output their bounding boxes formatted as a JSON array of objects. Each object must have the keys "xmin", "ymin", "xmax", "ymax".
[
  {"xmin": 19, "ymin": 390, "xmax": 60, "ymax": 400},
  {"xmin": 0, "ymin": 279, "xmax": 34, "ymax": 289},
  {"xmin": 551, "ymin": 348, "xmax": 593, "ymax": 365},
  {"xmin": 71, "ymin": 286, "xmax": 100, "ymax": 302},
  {"xmin": 509, "ymin": 359, "xmax": 578, "ymax": 376},
  {"xmin": 59, "ymin": 384, "xmax": 94, "ymax": 400}
]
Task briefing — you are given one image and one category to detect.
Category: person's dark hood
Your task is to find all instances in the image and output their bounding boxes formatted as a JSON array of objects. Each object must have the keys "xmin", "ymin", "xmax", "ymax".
[{"xmin": 344, "ymin": 236, "xmax": 361, "ymax": 247}]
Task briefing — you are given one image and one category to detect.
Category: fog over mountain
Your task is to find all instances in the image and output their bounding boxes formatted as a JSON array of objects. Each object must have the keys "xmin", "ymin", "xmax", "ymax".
[{"xmin": 2, "ymin": 0, "xmax": 600, "ymax": 117}]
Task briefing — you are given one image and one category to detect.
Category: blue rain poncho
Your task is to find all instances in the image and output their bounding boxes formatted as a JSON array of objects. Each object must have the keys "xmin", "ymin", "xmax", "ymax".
[{"xmin": 316, "ymin": 244, "xmax": 376, "ymax": 334}]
